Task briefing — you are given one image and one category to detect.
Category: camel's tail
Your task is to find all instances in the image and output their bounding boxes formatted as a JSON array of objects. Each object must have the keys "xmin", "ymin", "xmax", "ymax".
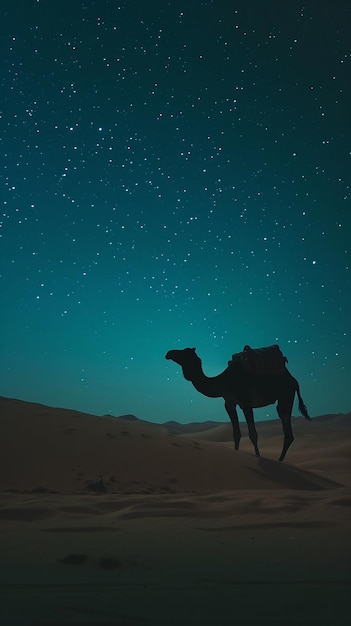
[{"xmin": 297, "ymin": 387, "xmax": 311, "ymax": 420}]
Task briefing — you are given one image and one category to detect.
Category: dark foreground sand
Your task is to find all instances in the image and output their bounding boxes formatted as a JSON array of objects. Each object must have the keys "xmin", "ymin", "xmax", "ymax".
[{"xmin": 0, "ymin": 397, "xmax": 350, "ymax": 625}]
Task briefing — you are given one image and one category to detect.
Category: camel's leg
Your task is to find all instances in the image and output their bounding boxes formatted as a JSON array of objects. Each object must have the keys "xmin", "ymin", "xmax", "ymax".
[
  {"xmin": 243, "ymin": 407, "xmax": 260, "ymax": 456},
  {"xmin": 224, "ymin": 401, "xmax": 241, "ymax": 450},
  {"xmin": 277, "ymin": 396, "xmax": 294, "ymax": 462}
]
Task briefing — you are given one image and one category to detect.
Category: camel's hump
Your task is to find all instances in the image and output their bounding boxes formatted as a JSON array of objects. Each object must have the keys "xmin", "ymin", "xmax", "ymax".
[{"xmin": 229, "ymin": 344, "xmax": 288, "ymax": 375}]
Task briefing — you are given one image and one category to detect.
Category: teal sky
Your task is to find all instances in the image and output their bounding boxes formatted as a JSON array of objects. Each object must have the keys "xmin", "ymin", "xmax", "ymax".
[{"xmin": 1, "ymin": 0, "xmax": 350, "ymax": 423}]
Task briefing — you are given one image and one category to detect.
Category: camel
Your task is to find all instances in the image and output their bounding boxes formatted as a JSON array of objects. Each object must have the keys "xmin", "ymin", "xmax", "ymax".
[{"xmin": 165, "ymin": 346, "xmax": 311, "ymax": 462}]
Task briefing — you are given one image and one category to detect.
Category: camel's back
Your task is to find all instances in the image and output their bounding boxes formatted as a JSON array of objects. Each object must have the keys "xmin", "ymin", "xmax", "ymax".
[{"xmin": 229, "ymin": 344, "xmax": 288, "ymax": 376}]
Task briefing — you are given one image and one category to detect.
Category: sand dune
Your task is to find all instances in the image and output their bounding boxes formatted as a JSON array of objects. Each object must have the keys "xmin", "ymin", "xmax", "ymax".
[
  {"xmin": 181, "ymin": 413, "xmax": 351, "ymax": 486},
  {"xmin": 0, "ymin": 396, "xmax": 350, "ymax": 625},
  {"xmin": 1, "ymin": 396, "xmax": 348, "ymax": 493}
]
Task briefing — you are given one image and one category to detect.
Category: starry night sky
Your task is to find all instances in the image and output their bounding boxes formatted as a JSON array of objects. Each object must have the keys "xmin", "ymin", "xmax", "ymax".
[{"xmin": 1, "ymin": 0, "xmax": 350, "ymax": 423}]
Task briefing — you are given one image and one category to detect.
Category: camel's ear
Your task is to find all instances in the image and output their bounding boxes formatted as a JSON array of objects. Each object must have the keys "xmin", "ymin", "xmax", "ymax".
[{"xmin": 191, "ymin": 347, "xmax": 196, "ymax": 352}]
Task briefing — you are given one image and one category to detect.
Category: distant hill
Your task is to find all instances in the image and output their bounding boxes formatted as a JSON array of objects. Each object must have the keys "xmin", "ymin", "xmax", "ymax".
[
  {"xmin": 161, "ymin": 420, "xmax": 223, "ymax": 435},
  {"xmin": 102, "ymin": 413, "xmax": 141, "ymax": 422}
]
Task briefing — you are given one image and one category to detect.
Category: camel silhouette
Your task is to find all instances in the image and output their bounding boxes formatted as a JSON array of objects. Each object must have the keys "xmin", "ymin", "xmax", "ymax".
[{"xmin": 165, "ymin": 345, "xmax": 311, "ymax": 462}]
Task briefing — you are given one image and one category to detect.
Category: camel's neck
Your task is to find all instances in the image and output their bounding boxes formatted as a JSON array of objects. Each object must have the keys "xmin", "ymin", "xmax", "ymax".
[{"xmin": 182, "ymin": 361, "xmax": 223, "ymax": 398}]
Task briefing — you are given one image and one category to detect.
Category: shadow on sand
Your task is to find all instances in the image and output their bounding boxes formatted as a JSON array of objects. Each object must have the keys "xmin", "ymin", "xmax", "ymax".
[{"xmin": 247, "ymin": 456, "xmax": 343, "ymax": 491}]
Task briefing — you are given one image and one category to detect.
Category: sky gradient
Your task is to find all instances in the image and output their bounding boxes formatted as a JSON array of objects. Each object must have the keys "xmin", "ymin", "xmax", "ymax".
[{"xmin": 1, "ymin": 0, "xmax": 350, "ymax": 423}]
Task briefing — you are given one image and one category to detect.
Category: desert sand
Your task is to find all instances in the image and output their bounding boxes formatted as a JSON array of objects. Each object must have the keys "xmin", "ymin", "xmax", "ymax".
[{"xmin": 0, "ymin": 396, "xmax": 350, "ymax": 625}]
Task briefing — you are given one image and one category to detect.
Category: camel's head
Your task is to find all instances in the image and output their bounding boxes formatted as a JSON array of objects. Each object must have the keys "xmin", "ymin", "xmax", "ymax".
[{"xmin": 165, "ymin": 348, "xmax": 201, "ymax": 379}]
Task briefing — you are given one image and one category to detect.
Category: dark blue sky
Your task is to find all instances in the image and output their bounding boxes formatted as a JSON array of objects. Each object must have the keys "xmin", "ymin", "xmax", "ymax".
[{"xmin": 1, "ymin": 0, "xmax": 350, "ymax": 422}]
